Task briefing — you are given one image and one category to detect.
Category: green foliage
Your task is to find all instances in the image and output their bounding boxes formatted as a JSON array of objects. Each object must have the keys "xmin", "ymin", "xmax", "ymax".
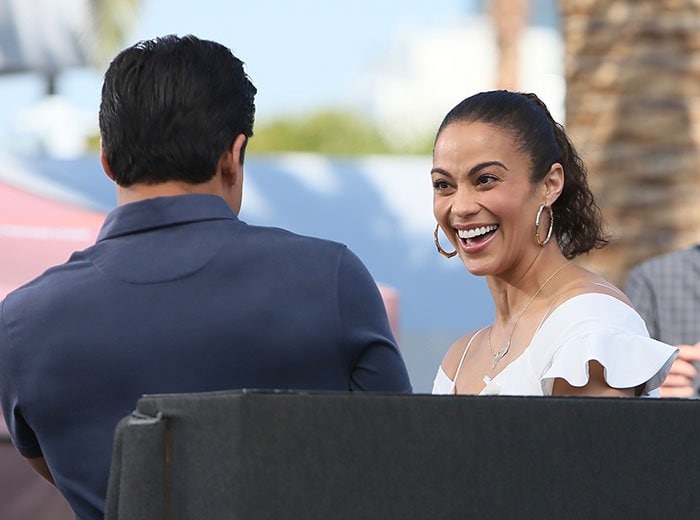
[
  {"xmin": 86, "ymin": 133, "xmax": 101, "ymax": 152},
  {"xmin": 250, "ymin": 110, "xmax": 388, "ymax": 155},
  {"xmin": 88, "ymin": 0, "xmax": 142, "ymax": 67},
  {"xmin": 85, "ymin": 109, "xmax": 435, "ymax": 156},
  {"xmin": 250, "ymin": 110, "xmax": 432, "ymax": 156}
]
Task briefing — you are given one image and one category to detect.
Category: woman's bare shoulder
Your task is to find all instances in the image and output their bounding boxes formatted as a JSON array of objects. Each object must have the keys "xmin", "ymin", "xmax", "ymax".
[
  {"xmin": 440, "ymin": 329, "xmax": 483, "ymax": 380},
  {"xmin": 552, "ymin": 265, "xmax": 632, "ymax": 308}
]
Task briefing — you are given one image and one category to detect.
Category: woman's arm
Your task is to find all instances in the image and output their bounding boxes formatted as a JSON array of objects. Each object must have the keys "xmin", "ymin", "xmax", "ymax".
[{"xmin": 552, "ymin": 360, "xmax": 636, "ymax": 397}]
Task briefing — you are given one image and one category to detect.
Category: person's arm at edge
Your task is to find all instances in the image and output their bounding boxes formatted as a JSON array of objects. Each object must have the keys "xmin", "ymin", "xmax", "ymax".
[
  {"xmin": 657, "ymin": 344, "xmax": 700, "ymax": 397},
  {"xmin": 336, "ymin": 247, "xmax": 412, "ymax": 393},
  {"xmin": 1, "ymin": 300, "xmax": 55, "ymax": 484}
]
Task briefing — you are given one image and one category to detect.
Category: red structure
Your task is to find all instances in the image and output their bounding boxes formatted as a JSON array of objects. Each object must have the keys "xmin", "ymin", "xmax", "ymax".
[{"xmin": 0, "ymin": 181, "xmax": 104, "ymax": 298}]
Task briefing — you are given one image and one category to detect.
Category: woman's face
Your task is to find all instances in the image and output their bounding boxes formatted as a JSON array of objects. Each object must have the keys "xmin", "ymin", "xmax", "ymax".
[{"xmin": 432, "ymin": 121, "xmax": 547, "ymax": 277}]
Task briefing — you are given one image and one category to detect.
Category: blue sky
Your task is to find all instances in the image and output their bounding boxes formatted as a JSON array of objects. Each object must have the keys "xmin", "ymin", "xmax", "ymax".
[
  {"xmin": 0, "ymin": 0, "xmax": 473, "ymax": 147},
  {"xmin": 132, "ymin": 0, "xmax": 473, "ymax": 119},
  {"xmin": 0, "ymin": 0, "xmax": 562, "ymax": 155}
]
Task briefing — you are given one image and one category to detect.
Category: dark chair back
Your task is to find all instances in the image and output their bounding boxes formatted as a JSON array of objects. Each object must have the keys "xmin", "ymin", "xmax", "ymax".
[{"xmin": 106, "ymin": 390, "xmax": 700, "ymax": 520}]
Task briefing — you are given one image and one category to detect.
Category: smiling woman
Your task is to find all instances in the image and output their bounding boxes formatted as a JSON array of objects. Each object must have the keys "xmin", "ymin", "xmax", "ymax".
[{"xmin": 429, "ymin": 90, "xmax": 678, "ymax": 397}]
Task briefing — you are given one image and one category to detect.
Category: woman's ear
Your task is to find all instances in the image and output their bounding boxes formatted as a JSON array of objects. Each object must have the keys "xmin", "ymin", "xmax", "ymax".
[{"xmin": 543, "ymin": 162, "xmax": 564, "ymax": 205}]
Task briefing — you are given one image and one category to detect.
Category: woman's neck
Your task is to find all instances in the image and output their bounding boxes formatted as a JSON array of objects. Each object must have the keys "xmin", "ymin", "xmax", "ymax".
[{"xmin": 487, "ymin": 249, "xmax": 570, "ymax": 323}]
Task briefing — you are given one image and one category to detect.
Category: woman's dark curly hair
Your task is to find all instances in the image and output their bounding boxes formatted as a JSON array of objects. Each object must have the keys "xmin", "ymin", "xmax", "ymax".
[{"xmin": 435, "ymin": 90, "xmax": 608, "ymax": 259}]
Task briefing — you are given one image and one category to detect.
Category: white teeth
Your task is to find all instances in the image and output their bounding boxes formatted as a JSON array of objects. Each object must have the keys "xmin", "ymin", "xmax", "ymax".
[{"xmin": 457, "ymin": 225, "xmax": 498, "ymax": 239}]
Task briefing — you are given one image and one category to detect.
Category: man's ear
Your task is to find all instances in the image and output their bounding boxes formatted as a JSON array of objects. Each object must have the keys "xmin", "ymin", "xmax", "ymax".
[
  {"xmin": 542, "ymin": 162, "xmax": 564, "ymax": 205},
  {"xmin": 232, "ymin": 133, "xmax": 247, "ymax": 168},
  {"xmin": 99, "ymin": 142, "xmax": 116, "ymax": 182},
  {"xmin": 220, "ymin": 134, "xmax": 247, "ymax": 186}
]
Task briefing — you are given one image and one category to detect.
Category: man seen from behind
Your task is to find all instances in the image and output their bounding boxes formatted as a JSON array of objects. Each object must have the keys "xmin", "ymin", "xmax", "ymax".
[{"xmin": 0, "ymin": 34, "xmax": 412, "ymax": 520}]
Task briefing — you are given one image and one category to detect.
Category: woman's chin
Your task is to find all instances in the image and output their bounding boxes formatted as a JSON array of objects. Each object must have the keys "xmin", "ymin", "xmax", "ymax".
[{"xmin": 462, "ymin": 260, "xmax": 492, "ymax": 277}]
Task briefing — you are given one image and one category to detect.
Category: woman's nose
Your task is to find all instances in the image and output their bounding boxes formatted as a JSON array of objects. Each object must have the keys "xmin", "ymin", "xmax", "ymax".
[{"xmin": 451, "ymin": 188, "xmax": 480, "ymax": 218}]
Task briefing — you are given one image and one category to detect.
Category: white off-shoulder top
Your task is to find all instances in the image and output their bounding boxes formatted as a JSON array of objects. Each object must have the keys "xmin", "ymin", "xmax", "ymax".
[{"xmin": 432, "ymin": 293, "xmax": 678, "ymax": 397}]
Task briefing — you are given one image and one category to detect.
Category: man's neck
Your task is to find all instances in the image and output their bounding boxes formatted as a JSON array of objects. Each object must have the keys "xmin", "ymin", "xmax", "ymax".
[{"xmin": 116, "ymin": 179, "xmax": 224, "ymax": 206}]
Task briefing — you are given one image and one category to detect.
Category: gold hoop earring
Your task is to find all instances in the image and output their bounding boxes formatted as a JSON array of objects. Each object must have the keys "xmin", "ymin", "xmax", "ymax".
[
  {"xmin": 434, "ymin": 224, "xmax": 457, "ymax": 258},
  {"xmin": 535, "ymin": 204, "xmax": 554, "ymax": 246}
]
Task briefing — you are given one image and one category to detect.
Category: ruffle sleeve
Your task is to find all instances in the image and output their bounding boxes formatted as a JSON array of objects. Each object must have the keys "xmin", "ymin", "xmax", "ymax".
[{"xmin": 540, "ymin": 327, "xmax": 678, "ymax": 396}]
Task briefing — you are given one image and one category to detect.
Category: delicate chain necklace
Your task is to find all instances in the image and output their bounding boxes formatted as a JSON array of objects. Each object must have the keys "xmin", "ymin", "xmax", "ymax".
[{"xmin": 487, "ymin": 261, "xmax": 571, "ymax": 369}]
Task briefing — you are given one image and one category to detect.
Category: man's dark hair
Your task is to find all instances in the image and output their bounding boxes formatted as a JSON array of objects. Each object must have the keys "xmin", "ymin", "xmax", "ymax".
[{"xmin": 99, "ymin": 34, "xmax": 257, "ymax": 187}]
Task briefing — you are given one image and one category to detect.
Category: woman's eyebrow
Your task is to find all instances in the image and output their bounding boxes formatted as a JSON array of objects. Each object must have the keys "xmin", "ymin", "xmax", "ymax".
[
  {"xmin": 430, "ymin": 167, "xmax": 453, "ymax": 177},
  {"xmin": 468, "ymin": 161, "xmax": 508, "ymax": 177},
  {"xmin": 430, "ymin": 161, "xmax": 508, "ymax": 178}
]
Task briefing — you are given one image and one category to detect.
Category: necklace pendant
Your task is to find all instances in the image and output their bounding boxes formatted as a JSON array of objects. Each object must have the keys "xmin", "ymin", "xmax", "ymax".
[{"xmin": 492, "ymin": 341, "xmax": 510, "ymax": 369}]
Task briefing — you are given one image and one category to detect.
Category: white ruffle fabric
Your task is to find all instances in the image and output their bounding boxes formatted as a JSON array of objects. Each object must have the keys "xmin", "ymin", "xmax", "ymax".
[
  {"xmin": 432, "ymin": 293, "xmax": 678, "ymax": 397},
  {"xmin": 539, "ymin": 327, "xmax": 676, "ymax": 396}
]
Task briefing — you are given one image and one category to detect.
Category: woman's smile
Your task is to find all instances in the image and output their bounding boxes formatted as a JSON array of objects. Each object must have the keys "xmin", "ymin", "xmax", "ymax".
[{"xmin": 455, "ymin": 223, "xmax": 499, "ymax": 253}]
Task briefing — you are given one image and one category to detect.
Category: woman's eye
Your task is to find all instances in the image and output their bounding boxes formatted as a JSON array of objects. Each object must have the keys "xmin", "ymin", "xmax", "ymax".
[
  {"xmin": 432, "ymin": 179, "xmax": 451, "ymax": 190},
  {"xmin": 476, "ymin": 174, "xmax": 498, "ymax": 186}
]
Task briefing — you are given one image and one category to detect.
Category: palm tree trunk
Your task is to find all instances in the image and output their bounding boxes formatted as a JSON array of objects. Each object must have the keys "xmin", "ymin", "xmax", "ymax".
[
  {"xmin": 561, "ymin": 0, "xmax": 700, "ymax": 286},
  {"xmin": 491, "ymin": 0, "xmax": 530, "ymax": 90}
]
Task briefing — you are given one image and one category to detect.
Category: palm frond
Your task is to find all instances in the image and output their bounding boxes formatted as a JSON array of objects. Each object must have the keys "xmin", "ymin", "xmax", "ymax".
[{"xmin": 85, "ymin": 0, "xmax": 141, "ymax": 67}]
